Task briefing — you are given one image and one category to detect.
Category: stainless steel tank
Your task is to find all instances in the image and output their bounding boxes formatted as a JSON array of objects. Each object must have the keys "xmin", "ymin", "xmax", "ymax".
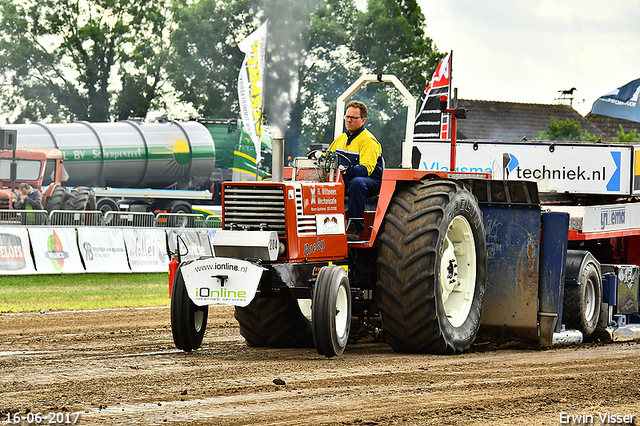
[{"xmin": 6, "ymin": 120, "xmax": 216, "ymax": 189}]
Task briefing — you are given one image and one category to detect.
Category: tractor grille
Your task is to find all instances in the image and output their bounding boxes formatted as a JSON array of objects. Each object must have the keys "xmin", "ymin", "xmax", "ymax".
[
  {"xmin": 223, "ymin": 185, "xmax": 286, "ymax": 235},
  {"xmin": 296, "ymin": 186, "xmax": 316, "ymax": 235}
]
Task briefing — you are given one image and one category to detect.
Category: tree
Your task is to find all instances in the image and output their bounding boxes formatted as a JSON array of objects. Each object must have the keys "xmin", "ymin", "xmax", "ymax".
[
  {"xmin": 0, "ymin": 0, "xmax": 170, "ymax": 123},
  {"xmin": 168, "ymin": 0, "xmax": 443, "ymax": 167},
  {"xmin": 615, "ymin": 125, "xmax": 638, "ymax": 143},
  {"xmin": 537, "ymin": 116, "xmax": 598, "ymax": 142},
  {"xmin": 168, "ymin": 0, "xmax": 257, "ymax": 118}
]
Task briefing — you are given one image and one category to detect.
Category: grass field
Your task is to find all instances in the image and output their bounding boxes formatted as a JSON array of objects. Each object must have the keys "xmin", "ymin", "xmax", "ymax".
[{"xmin": 0, "ymin": 273, "xmax": 170, "ymax": 313}]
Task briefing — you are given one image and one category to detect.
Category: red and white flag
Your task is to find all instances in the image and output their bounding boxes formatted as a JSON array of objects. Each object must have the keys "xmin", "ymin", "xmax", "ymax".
[{"xmin": 413, "ymin": 51, "xmax": 452, "ymax": 141}]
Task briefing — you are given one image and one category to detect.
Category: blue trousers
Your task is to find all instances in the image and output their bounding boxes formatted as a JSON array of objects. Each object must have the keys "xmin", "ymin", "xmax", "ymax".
[{"xmin": 345, "ymin": 176, "xmax": 381, "ymax": 228}]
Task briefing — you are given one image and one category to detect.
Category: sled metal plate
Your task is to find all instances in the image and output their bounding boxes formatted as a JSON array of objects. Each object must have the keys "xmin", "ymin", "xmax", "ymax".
[
  {"xmin": 213, "ymin": 230, "xmax": 279, "ymax": 261},
  {"xmin": 480, "ymin": 203, "xmax": 541, "ymax": 339},
  {"xmin": 180, "ymin": 257, "xmax": 265, "ymax": 307},
  {"xmin": 538, "ymin": 212, "xmax": 569, "ymax": 342}
]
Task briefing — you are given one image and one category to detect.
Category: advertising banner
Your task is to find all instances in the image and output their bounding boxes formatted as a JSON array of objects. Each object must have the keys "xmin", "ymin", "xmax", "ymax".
[
  {"xmin": 28, "ymin": 228, "xmax": 84, "ymax": 274},
  {"xmin": 0, "ymin": 227, "xmax": 36, "ymax": 275},
  {"xmin": 413, "ymin": 140, "xmax": 632, "ymax": 195},
  {"xmin": 207, "ymin": 229, "xmax": 217, "ymax": 256},
  {"xmin": 237, "ymin": 21, "xmax": 268, "ymax": 166},
  {"xmin": 77, "ymin": 228, "xmax": 130, "ymax": 273},
  {"xmin": 166, "ymin": 230, "xmax": 214, "ymax": 262},
  {"xmin": 123, "ymin": 229, "xmax": 169, "ymax": 272}
]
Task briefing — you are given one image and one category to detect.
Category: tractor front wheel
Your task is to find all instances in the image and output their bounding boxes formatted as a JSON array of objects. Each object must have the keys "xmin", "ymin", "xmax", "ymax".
[
  {"xmin": 171, "ymin": 266, "xmax": 208, "ymax": 351},
  {"xmin": 312, "ymin": 265, "xmax": 351, "ymax": 357}
]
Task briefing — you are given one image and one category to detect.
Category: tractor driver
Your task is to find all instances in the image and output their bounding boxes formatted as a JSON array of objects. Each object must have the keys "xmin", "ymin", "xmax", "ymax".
[{"xmin": 329, "ymin": 101, "xmax": 384, "ymax": 241}]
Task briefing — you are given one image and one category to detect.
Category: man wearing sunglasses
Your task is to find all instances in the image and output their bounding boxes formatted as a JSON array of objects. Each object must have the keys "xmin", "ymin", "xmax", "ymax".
[{"xmin": 328, "ymin": 101, "xmax": 384, "ymax": 241}]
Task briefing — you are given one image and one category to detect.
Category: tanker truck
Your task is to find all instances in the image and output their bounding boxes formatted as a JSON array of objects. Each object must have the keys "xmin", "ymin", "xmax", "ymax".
[{"xmin": 4, "ymin": 118, "xmax": 272, "ymax": 216}]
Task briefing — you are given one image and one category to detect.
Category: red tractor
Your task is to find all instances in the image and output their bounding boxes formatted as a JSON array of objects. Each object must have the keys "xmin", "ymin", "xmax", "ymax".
[
  {"xmin": 0, "ymin": 147, "xmax": 96, "ymax": 212},
  {"xmin": 170, "ymin": 75, "xmax": 489, "ymax": 357}
]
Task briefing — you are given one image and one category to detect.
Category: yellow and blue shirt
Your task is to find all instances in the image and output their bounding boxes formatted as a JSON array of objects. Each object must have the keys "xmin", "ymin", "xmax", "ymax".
[{"xmin": 328, "ymin": 127, "xmax": 383, "ymax": 181}]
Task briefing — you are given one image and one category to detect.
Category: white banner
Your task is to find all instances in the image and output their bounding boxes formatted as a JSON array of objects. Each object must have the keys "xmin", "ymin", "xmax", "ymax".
[
  {"xmin": 413, "ymin": 140, "xmax": 632, "ymax": 195},
  {"xmin": 207, "ymin": 229, "xmax": 217, "ymax": 256},
  {"xmin": 123, "ymin": 229, "xmax": 169, "ymax": 272},
  {"xmin": 0, "ymin": 227, "xmax": 36, "ymax": 275},
  {"xmin": 166, "ymin": 230, "xmax": 213, "ymax": 262},
  {"xmin": 28, "ymin": 228, "xmax": 84, "ymax": 274},
  {"xmin": 78, "ymin": 228, "xmax": 130, "ymax": 273},
  {"xmin": 237, "ymin": 21, "xmax": 268, "ymax": 165}
]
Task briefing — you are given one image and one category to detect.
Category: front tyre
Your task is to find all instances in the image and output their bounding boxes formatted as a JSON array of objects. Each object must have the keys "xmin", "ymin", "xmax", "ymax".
[
  {"xmin": 312, "ymin": 265, "xmax": 351, "ymax": 357},
  {"xmin": 376, "ymin": 179, "xmax": 487, "ymax": 354},
  {"xmin": 171, "ymin": 266, "xmax": 208, "ymax": 351}
]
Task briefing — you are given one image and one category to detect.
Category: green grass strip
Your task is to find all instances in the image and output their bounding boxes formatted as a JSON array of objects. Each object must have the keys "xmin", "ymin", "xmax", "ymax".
[{"xmin": 0, "ymin": 273, "xmax": 171, "ymax": 313}]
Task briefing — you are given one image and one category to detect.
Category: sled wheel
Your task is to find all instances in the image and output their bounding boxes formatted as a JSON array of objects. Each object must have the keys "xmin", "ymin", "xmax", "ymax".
[
  {"xmin": 376, "ymin": 179, "xmax": 487, "ymax": 354},
  {"xmin": 171, "ymin": 265, "xmax": 208, "ymax": 352},
  {"xmin": 312, "ymin": 265, "xmax": 351, "ymax": 357},
  {"xmin": 234, "ymin": 298, "xmax": 313, "ymax": 348},
  {"xmin": 563, "ymin": 261, "xmax": 601, "ymax": 336}
]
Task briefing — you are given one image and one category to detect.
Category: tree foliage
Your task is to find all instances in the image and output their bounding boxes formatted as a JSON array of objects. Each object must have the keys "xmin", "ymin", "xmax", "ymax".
[
  {"xmin": 0, "ymin": 0, "xmax": 170, "ymax": 122},
  {"xmin": 615, "ymin": 125, "xmax": 638, "ymax": 143},
  {"xmin": 537, "ymin": 116, "xmax": 598, "ymax": 142},
  {"xmin": 168, "ymin": 0, "xmax": 442, "ymax": 167},
  {"xmin": 0, "ymin": 0, "xmax": 443, "ymax": 169},
  {"xmin": 167, "ymin": 0, "xmax": 257, "ymax": 118}
]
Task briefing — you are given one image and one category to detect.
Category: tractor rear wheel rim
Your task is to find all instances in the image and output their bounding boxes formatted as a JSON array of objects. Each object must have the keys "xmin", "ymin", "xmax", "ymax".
[{"xmin": 440, "ymin": 215, "xmax": 477, "ymax": 328}]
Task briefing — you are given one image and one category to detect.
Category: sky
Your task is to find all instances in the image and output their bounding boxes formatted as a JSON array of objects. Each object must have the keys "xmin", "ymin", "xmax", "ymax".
[{"xmin": 416, "ymin": 0, "xmax": 640, "ymax": 116}]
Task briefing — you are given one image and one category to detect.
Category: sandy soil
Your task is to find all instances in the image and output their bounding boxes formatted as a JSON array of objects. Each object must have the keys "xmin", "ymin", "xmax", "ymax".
[{"xmin": 0, "ymin": 306, "xmax": 639, "ymax": 425}]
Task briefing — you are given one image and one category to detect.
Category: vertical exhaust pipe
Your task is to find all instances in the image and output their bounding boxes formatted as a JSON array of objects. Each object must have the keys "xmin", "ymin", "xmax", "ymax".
[{"xmin": 272, "ymin": 137, "xmax": 284, "ymax": 182}]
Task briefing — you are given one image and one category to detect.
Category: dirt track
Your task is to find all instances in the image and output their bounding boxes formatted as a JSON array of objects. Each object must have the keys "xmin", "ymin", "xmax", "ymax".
[{"xmin": 1, "ymin": 306, "xmax": 639, "ymax": 425}]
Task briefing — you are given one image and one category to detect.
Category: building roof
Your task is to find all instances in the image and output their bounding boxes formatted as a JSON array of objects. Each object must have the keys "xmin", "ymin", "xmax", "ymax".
[
  {"xmin": 455, "ymin": 99, "xmax": 604, "ymax": 141},
  {"xmin": 585, "ymin": 113, "xmax": 640, "ymax": 140}
]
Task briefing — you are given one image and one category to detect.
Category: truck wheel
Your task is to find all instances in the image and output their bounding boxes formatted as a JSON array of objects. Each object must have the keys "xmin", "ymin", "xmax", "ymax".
[
  {"xmin": 45, "ymin": 186, "xmax": 69, "ymax": 212},
  {"xmin": 97, "ymin": 198, "xmax": 119, "ymax": 214},
  {"xmin": 376, "ymin": 179, "xmax": 487, "ymax": 354},
  {"xmin": 67, "ymin": 186, "xmax": 97, "ymax": 211},
  {"xmin": 563, "ymin": 260, "xmax": 601, "ymax": 336},
  {"xmin": 171, "ymin": 265, "xmax": 208, "ymax": 351},
  {"xmin": 170, "ymin": 201, "xmax": 194, "ymax": 227},
  {"xmin": 234, "ymin": 298, "xmax": 314, "ymax": 348},
  {"xmin": 312, "ymin": 265, "xmax": 351, "ymax": 357}
]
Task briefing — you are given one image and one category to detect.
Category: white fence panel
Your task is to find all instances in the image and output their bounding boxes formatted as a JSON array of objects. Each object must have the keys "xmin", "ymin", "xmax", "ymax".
[
  {"xmin": 77, "ymin": 228, "xmax": 130, "ymax": 273},
  {"xmin": 0, "ymin": 228, "xmax": 37, "ymax": 275},
  {"xmin": 123, "ymin": 229, "xmax": 169, "ymax": 272},
  {"xmin": 28, "ymin": 228, "xmax": 84, "ymax": 274},
  {"xmin": 166, "ymin": 230, "xmax": 214, "ymax": 262}
]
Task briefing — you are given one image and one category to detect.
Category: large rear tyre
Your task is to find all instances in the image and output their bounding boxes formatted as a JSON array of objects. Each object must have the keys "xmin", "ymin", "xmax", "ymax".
[
  {"xmin": 563, "ymin": 253, "xmax": 601, "ymax": 336},
  {"xmin": 45, "ymin": 186, "xmax": 69, "ymax": 212},
  {"xmin": 376, "ymin": 179, "xmax": 487, "ymax": 354},
  {"xmin": 235, "ymin": 298, "xmax": 313, "ymax": 348},
  {"xmin": 171, "ymin": 266, "xmax": 208, "ymax": 352},
  {"xmin": 312, "ymin": 265, "xmax": 351, "ymax": 357},
  {"xmin": 67, "ymin": 186, "xmax": 97, "ymax": 211}
]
